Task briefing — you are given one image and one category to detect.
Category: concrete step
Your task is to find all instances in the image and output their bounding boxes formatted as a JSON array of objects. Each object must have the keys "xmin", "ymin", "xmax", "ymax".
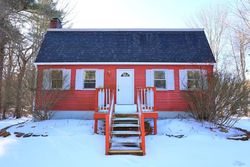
[
  {"xmin": 115, "ymin": 104, "xmax": 137, "ymax": 114},
  {"xmin": 112, "ymin": 130, "xmax": 140, "ymax": 135}
]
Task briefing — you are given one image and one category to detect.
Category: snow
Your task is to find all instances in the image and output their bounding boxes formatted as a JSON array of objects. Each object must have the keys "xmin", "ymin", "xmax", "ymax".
[
  {"xmin": 235, "ymin": 117, "xmax": 250, "ymax": 131},
  {"xmin": 0, "ymin": 117, "xmax": 30, "ymax": 129},
  {"xmin": 0, "ymin": 118, "xmax": 250, "ymax": 167}
]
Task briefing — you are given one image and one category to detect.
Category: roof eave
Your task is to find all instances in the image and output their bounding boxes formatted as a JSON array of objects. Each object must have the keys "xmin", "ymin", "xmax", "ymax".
[{"xmin": 34, "ymin": 62, "xmax": 215, "ymax": 66}]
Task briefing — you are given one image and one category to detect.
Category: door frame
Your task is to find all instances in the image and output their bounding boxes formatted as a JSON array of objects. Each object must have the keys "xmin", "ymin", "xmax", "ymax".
[{"xmin": 116, "ymin": 69, "xmax": 135, "ymax": 104}]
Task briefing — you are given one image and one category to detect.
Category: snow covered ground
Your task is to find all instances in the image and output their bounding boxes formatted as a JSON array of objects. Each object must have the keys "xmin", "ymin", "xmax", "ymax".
[{"xmin": 0, "ymin": 118, "xmax": 250, "ymax": 167}]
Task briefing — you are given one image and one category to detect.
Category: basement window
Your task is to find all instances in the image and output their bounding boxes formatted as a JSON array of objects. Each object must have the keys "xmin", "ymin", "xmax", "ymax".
[{"xmin": 84, "ymin": 71, "xmax": 96, "ymax": 88}]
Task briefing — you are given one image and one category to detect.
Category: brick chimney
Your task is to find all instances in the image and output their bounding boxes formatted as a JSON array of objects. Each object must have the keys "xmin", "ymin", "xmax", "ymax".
[{"xmin": 49, "ymin": 18, "xmax": 62, "ymax": 28}]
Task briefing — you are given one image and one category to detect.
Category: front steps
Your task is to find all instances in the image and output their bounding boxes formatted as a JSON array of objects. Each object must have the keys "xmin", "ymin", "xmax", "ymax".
[
  {"xmin": 108, "ymin": 111, "xmax": 144, "ymax": 155},
  {"xmin": 95, "ymin": 88, "xmax": 157, "ymax": 155}
]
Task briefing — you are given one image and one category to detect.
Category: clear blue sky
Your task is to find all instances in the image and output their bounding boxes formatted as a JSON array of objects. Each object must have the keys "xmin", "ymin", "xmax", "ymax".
[{"xmin": 63, "ymin": 0, "xmax": 230, "ymax": 28}]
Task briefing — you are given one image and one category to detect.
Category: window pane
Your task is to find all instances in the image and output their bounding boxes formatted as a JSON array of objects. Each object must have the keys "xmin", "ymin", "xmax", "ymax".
[
  {"xmin": 188, "ymin": 80, "xmax": 199, "ymax": 89},
  {"xmin": 154, "ymin": 71, "xmax": 165, "ymax": 79},
  {"xmin": 188, "ymin": 71, "xmax": 200, "ymax": 79},
  {"xmin": 51, "ymin": 70, "xmax": 62, "ymax": 80},
  {"xmin": 85, "ymin": 71, "xmax": 95, "ymax": 80},
  {"xmin": 52, "ymin": 80, "xmax": 63, "ymax": 89},
  {"xmin": 121, "ymin": 72, "xmax": 130, "ymax": 77},
  {"xmin": 154, "ymin": 80, "xmax": 166, "ymax": 89}
]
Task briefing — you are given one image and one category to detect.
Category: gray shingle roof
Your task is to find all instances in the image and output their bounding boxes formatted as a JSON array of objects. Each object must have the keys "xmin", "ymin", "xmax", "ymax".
[{"xmin": 35, "ymin": 29, "xmax": 215, "ymax": 63}]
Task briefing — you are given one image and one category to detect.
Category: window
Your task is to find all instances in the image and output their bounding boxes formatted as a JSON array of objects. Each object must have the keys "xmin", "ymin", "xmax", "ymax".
[
  {"xmin": 154, "ymin": 70, "xmax": 166, "ymax": 89},
  {"xmin": 51, "ymin": 70, "xmax": 63, "ymax": 89},
  {"xmin": 43, "ymin": 69, "xmax": 71, "ymax": 90},
  {"xmin": 84, "ymin": 70, "xmax": 96, "ymax": 88},
  {"xmin": 75, "ymin": 69, "xmax": 103, "ymax": 90},
  {"xmin": 121, "ymin": 72, "xmax": 130, "ymax": 77},
  {"xmin": 146, "ymin": 69, "xmax": 174, "ymax": 90},
  {"xmin": 187, "ymin": 71, "xmax": 202, "ymax": 90}
]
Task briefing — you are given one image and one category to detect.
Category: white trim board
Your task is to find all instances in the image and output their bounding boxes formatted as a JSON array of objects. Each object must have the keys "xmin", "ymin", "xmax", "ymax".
[
  {"xmin": 35, "ymin": 62, "xmax": 215, "ymax": 66},
  {"xmin": 48, "ymin": 28, "xmax": 204, "ymax": 32}
]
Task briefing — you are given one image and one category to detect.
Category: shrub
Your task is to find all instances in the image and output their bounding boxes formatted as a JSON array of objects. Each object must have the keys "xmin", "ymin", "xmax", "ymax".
[
  {"xmin": 184, "ymin": 72, "xmax": 250, "ymax": 127},
  {"xmin": 32, "ymin": 89, "xmax": 66, "ymax": 120},
  {"xmin": 32, "ymin": 71, "xmax": 69, "ymax": 121}
]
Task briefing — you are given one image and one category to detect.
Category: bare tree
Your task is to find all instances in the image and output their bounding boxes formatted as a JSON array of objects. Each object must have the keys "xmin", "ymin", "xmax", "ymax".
[
  {"xmin": 14, "ymin": 43, "xmax": 33, "ymax": 118},
  {"xmin": 0, "ymin": 0, "xmax": 34, "ymax": 119},
  {"xmin": 230, "ymin": 28, "xmax": 248, "ymax": 80},
  {"xmin": 14, "ymin": 1, "xmax": 66, "ymax": 118},
  {"xmin": 2, "ymin": 42, "xmax": 17, "ymax": 119},
  {"xmin": 0, "ymin": 0, "xmax": 66, "ymax": 119},
  {"xmin": 235, "ymin": 0, "xmax": 250, "ymax": 40},
  {"xmin": 230, "ymin": 0, "xmax": 250, "ymax": 81},
  {"xmin": 187, "ymin": 5, "xmax": 229, "ymax": 69}
]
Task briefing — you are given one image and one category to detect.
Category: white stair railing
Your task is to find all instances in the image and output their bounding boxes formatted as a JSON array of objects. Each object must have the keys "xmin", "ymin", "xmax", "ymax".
[
  {"xmin": 137, "ymin": 91, "xmax": 146, "ymax": 155},
  {"xmin": 105, "ymin": 92, "xmax": 114, "ymax": 155},
  {"xmin": 137, "ymin": 87, "xmax": 156, "ymax": 112},
  {"xmin": 96, "ymin": 88, "xmax": 112, "ymax": 112}
]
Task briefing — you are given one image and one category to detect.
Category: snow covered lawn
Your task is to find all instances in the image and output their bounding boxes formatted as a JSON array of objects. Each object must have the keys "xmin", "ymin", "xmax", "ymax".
[{"xmin": 0, "ymin": 118, "xmax": 250, "ymax": 167}]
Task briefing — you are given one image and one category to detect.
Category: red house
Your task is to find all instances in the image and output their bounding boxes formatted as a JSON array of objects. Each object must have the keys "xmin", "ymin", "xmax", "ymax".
[{"xmin": 34, "ymin": 19, "xmax": 215, "ymax": 155}]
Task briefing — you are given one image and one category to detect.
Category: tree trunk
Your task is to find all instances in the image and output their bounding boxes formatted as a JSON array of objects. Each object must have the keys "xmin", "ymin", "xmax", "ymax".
[
  {"xmin": 30, "ymin": 67, "xmax": 36, "ymax": 113},
  {"xmin": 0, "ymin": 41, "xmax": 4, "ymax": 119},
  {"xmin": 14, "ymin": 63, "xmax": 27, "ymax": 118},
  {"xmin": 3, "ymin": 49, "xmax": 14, "ymax": 119},
  {"xmin": 2, "ymin": 108, "xmax": 6, "ymax": 119}
]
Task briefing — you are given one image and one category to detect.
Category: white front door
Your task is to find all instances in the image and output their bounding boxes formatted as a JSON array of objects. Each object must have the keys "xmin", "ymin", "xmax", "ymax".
[{"xmin": 116, "ymin": 69, "xmax": 134, "ymax": 104}]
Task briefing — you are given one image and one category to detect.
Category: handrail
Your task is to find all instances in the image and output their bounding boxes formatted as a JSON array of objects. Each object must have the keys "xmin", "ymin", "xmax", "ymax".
[
  {"xmin": 137, "ymin": 91, "xmax": 146, "ymax": 155},
  {"xmin": 105, "ymin": 91, "xmax": 115, "ymax": 155}
]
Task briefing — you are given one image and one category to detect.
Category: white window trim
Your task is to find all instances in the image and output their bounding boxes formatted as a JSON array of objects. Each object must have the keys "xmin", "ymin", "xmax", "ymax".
[
  {"xmin": 75, "ymin": 69, "xmax": 104, "ymax": 90},
  {"xmin": 43, "ymin": 68, "xmax": 71, "ymax": 90},
  {"xmin": 180, "ymin": 69, "xmax": 208, "ymax": 91},
  {"xmin": 146, "ymin": 69, "xmax": 175, "ymax": 91}
]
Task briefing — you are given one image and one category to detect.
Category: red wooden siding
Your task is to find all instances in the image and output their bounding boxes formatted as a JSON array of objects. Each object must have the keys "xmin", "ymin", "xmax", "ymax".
[{"xmin": 36, "ymin": 64, "xmax": 213, "ymax": 112}]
